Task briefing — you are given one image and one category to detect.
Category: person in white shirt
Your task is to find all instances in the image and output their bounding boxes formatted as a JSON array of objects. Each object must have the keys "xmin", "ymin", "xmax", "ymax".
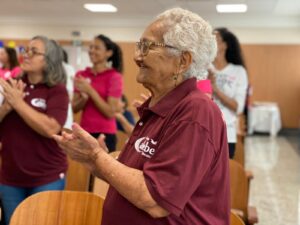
[
  {"xmin": 208, "ymin": 27, "xmax": 248, "ymax": 158},
  {"xmin": 62, "ymin": 49, "xmax": 75, "ymax": 129}
]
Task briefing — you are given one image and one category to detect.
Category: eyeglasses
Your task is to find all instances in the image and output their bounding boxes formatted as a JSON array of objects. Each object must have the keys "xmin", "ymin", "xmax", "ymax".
[
  {"xmin": 21, "ymin": 48, "xmax": 45, "ymax": 58},
  {"xmin": 135, "ymin": 41, "xmax": 178, "ymax": 56}
]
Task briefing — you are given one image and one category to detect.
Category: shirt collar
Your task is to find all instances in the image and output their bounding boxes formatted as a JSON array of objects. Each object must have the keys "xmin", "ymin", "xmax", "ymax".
[
  {"xmin": 22, "ymin": 74, "xmax": 45, "ymax": 88},
  {"xmin": 137, "ymin": 78, "xmax": 198, "ymax": 118}
]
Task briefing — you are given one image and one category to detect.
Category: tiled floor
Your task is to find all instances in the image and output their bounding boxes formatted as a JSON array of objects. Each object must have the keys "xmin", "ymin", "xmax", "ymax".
[{"xmin": 245, "ymin": 135, "xmax": 300, "ymax": 225}]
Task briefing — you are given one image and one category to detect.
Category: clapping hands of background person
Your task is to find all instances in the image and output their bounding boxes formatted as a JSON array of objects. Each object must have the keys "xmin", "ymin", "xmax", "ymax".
[
  {"xmin": 0, "ymin": 78, "xmax": 26, "ymax": 109},
  {"xmin": 74, "ymin": 75, "xmax": 93, "ymax": 95}
]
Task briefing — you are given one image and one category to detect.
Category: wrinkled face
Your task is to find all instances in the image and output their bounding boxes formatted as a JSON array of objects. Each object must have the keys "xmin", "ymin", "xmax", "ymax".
[
  {"xmin": 21, "ymin": 39, "xmax": 46, "ymax": 74},
  {"xmin": 134, "ymin": 21, "xmax": 180, "ymax": 92},
  {"xmin": 0, "ymin": 48, "xmax": 8, "ymax": 66},
  {"xmin": 88, "ymin": 38, "xmax": 112, "ymax": 65}
]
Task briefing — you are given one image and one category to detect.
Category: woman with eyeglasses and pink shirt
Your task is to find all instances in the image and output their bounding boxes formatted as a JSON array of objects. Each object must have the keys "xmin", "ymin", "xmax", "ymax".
[
  {"xmin": 72, "ymin": 34, "xmax": 123, "ymax": 152},
  {"xmin": 0, "ymin": 36, "xmax": 68, "ymax": 225}
]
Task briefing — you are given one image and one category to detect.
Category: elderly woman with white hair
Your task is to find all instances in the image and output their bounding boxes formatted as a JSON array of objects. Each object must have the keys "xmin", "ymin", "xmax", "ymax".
[{"xmin": 54, "ymin": 8, "xmax": 230, "ymax": 225}]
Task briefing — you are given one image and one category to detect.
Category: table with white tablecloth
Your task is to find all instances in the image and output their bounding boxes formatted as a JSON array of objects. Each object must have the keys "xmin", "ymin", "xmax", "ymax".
[{"xmin": 248, "ymin": 102, "xmax": 282, "ymax": 136}]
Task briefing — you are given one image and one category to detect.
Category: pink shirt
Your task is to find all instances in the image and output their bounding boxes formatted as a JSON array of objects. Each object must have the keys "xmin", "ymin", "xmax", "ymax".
[
  {"xmin": 197, "ymin": 79, "xmax": 212, "ymax": 94},
  {"xmin": 76, "ymin": 68, "xmax": 123, "ymax": 134},
  {"xmin": 102, "ymin": 78, "xmax": 230, "ymax": 225},
  {"xmin": 0, "ymin": 66, "xmax": 22, "ymax": 80}
]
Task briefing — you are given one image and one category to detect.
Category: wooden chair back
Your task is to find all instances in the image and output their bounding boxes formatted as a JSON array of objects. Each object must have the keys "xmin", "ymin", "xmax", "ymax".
[
  {"xmin": 233, "ymin": 134, "xmax": 245, "ymax": 167},
  {"xmin": 231, "ymin": 211, "xmax": 245, "ymax": 225},
  {"xmin": 10, "ymin": 191, "xmax": 104, "ymax": 225},
  {"xmin": 229, "ymin": 159, "xmax": 249, "ymax": 220}
]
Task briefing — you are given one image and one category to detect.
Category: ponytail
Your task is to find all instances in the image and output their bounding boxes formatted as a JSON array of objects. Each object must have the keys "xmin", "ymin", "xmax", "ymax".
[{"xmin": 96, "ymin": 34, "xmax": 123, "ymax": 73}]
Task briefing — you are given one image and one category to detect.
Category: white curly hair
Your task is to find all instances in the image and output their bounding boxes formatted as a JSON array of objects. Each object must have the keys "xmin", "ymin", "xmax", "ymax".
[{"xmin": 155, "ymin": 8, "xmax": 217, "ymax": 80}]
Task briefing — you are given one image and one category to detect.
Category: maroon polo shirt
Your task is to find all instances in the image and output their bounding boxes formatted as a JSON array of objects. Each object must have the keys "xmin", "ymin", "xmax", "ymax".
[
  {"xmin": 102, "ymin": 78, "xmax": 230, "ymax": 225},
  {"xmin": 0, "ymin": 75, "xmax": 69, "ymax": 187}
]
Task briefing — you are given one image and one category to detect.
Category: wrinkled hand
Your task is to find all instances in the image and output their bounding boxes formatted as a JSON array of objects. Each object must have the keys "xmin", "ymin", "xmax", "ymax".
[
  {"xmin": 0, "ymin": 78, "xmax": 26, "ymax": 108},
  {"xmin": 53, "ymin": 123, "xmax": 106, "ymax": 165},
  {"xmin": 75, "ymin": 76, "xmax": 93, "ymax": 95}
]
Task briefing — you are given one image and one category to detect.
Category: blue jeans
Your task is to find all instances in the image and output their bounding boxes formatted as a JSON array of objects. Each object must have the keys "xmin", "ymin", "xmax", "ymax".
[{"xmin": 0, "ymin": 178, "xmax": 65, "ymax": 225}]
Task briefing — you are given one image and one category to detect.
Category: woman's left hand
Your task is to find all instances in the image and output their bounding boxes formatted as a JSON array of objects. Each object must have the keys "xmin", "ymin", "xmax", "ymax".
[
  {"xmin": 74, "ymin": 76, "xmax": 93, "ymax": 95},
  {"xmin": 53, "ymin": 123, "xmax": 106, "ymax": 165},
  {"xmin": 0, "ymin": 78, "xmax": 26, "ymax": 108}
]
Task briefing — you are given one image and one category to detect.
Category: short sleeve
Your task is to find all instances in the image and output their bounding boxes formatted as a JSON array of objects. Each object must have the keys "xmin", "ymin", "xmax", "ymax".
[
  {"xmin": 234, "ymin": 67, "xmax": 248, "ymax": 114},
  {"xmin": 143, "ymin": 121, "xmax": 215, "ymax": 217},
  {"xmin": 107, "ymin": 72, "xmax": 123, "ymax": 98},
  {"xmin": 46, "ymin": 84, "xmax": 69, "ymax": 126}
]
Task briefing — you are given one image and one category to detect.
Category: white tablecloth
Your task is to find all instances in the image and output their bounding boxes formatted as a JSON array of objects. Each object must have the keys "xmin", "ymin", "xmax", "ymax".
[{"xmin": 248, "ymin": 102, "xmax": 282, "ymax": 136}]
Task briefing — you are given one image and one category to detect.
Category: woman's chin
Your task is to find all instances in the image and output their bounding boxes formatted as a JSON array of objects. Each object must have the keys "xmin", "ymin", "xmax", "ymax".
[{"xmin": 136, "ymin": 73, "xmax": 146, "ymax": 84}]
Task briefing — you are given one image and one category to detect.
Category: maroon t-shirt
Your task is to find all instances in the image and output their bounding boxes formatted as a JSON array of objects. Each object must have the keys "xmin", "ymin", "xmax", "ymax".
[
  {"xmin": 0, "ymin": 75, "xmax": 69, "ymax": 187},
  {"xmin": 102, "ymin": 78, "xmax": 230, "ymax": 225}
]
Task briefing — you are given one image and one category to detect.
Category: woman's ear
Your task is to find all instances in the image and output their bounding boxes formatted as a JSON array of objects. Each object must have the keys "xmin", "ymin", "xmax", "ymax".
[{"xmin": 179, "ymin": 51, "xmax": 192, "ymax": 74}]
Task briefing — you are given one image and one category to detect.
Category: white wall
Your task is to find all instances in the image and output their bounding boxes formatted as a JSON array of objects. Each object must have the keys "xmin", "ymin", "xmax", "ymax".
[{"xmin": 0, "ymin": 24, "xmax": 300, "ymax": 44}]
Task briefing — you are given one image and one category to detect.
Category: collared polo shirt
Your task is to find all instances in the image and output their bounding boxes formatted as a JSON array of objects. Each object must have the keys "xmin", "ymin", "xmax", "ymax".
[
  {"xmin": 102, "ymin": 78, "xmax": 230, "ymax": 225},
  {"xmin": 0, "ymin": 75, "xmax": 69, "ymax": 187}
]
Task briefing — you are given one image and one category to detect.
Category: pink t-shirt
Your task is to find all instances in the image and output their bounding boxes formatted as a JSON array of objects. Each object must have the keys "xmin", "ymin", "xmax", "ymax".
[
  {"xmin": 0, "ymin": 66, "xmax": 22, "ymax": 80},
  {"xmin": 197, "ymin": 79, "xmax": 212, "ymax": 94},
  {"xmin": 76, "ymin": 68, "xmax": 123, "ymax": 134}
]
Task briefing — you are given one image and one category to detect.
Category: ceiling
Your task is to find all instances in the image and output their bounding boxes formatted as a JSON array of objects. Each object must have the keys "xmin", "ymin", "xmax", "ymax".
[{"xmin": 0, "ymin": 0, "xmax": 299, "ymax": 28}]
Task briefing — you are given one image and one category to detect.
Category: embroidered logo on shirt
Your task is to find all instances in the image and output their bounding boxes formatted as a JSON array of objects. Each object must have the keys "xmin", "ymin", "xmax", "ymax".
[
  {"xmin": 134, "ymin": 137, "xmax": 157, "ymax": 158},
  {"xmin": 31, "ymin": 98, "xmax": 47, "ymax": 110}
]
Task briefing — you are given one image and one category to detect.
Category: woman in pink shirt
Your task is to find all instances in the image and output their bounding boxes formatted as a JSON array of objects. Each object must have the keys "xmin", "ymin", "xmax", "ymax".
[
  {"xmin": 0, "ymin": 47, "xmax": 22, "ymax": 80},
  {"xmin": 73, "ymin": 34, "xmax": 123, "ymax": 152}
]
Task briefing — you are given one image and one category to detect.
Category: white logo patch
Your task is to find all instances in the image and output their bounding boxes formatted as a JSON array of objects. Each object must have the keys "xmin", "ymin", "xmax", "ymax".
[
  {"xmin": 134, "ymin": 137, "xmax": 157, "ymax": 158},
  {"xmin": 31, "ymin": 98, "xmax": 47, "ymax": 110}
]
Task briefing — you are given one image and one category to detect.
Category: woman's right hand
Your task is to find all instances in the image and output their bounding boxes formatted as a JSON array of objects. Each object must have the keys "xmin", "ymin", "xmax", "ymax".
[{"xmin": 207, "ymin": 69, "xmax": 217, "ymax": 91}]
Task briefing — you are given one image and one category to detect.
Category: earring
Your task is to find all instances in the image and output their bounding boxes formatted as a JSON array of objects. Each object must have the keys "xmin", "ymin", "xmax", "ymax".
[{"xmin": 173, "ymin": 73, "xmax": 179, "ymax": 87}]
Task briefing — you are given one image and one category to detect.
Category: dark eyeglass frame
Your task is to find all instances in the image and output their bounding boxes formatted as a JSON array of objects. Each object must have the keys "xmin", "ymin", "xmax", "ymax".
[
  {"xmin": 135, "ymin": 40, "xmax": 178, "ymax": 56},
  {"xmin": 21, "ymin": 47, "xmax": 45, "ymax": 58}
]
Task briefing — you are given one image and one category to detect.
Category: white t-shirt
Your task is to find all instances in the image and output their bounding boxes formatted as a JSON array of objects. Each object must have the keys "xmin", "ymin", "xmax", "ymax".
[
  {"xmin": 213, "ymin": 63, "xmax": 248, "ymax": 143},
  {"xmin": 63, "ymin": 62, "xmax": 75, "ymax": 129}
]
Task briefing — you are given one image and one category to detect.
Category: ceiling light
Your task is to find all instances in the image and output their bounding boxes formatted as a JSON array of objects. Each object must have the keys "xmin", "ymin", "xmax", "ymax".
[
  {"xmin": 216, "ymin": 4, "xmax": 247, "ymax": 13},
  {"xmin": 84, "ymin": 4, "xmax": 117, "ymax": 13}
]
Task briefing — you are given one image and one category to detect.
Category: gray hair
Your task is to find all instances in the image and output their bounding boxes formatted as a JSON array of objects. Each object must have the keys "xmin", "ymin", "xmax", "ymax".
[
  {"xmin": 32, "ymin": 36, "xmax": 66, "ymax": 87},
  {"xmin": 156, "ymin": 8, "xmax": 217, "ymax": 80}
]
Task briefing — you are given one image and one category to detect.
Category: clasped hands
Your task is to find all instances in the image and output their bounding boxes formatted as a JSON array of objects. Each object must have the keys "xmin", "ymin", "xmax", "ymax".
[
  {"xmin": 0, "ymin": 78, "xmax": 26, "ymax": 110},
  {"xmin": 53, "ymin": 123, "xmax": 108, "ymax": 172}
]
